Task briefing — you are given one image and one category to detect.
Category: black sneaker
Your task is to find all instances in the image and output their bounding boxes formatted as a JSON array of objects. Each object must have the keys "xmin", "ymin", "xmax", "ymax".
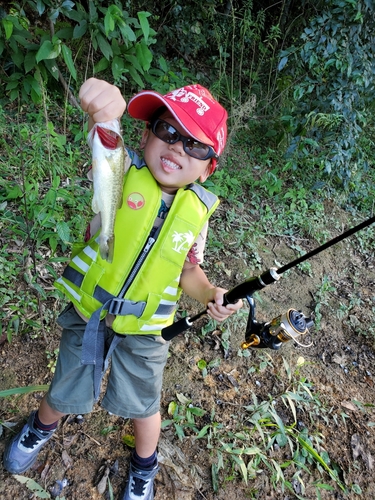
[
  {"xmin": 3, "ymin": 411, "xmax": 56, "ymax": 474},
  {"xmin": 122, "ymin": 461, "xmax": 159, "ymax": 500}
]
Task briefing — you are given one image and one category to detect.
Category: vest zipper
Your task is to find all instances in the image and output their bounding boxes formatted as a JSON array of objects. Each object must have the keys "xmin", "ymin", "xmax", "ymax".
[{"xmin": 117, "ymin": 236, "xmax": 156, "ymax": 298}]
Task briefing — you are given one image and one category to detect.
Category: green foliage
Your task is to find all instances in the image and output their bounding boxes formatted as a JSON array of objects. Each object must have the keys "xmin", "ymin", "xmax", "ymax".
[
  {"xmin": 313, "ymin": 276, "xmax": 337, "ymax": 330},
  {"xmin": 199, "ymin": 360, "xmax": 347, "ymax": 495},
  {"xmin": 162, "ymin": 392, "xmax": 207, "ymax": 440},
  {"xmin": 278, "ymin": 0, "xmax": 375, "ymax": 184},
  {"xmin": 13, "ymin": 475, "xmax": 65, "ymax": 499},
  {"xmin": 142, "ymin": 55, "xmax": 197, "ymax": 94},
  {"xmin": 0, "ymin": 385, "xmax": 49, "ymax": 398},
  {"xmin": 0, "ymin": 1, "xmax": 156, "ymax": 103},
  {"xmin": 0, "ymin": 104, "xmax": 90, "ymax": 339}
]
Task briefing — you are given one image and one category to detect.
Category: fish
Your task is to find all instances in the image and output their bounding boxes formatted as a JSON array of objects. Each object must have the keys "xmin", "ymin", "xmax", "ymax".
[{"xmin": 88, "ymin": 119, "xmax": 126, "ymax": 263}]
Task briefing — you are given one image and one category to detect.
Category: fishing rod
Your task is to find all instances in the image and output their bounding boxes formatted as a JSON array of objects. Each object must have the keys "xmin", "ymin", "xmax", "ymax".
[{"xmin": 162, "ymin": 214, "xmax": 375, "ymax": 350}]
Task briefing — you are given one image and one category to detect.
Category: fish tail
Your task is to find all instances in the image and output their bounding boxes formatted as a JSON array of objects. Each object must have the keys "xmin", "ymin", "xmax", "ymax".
[{"xmin": 99, "ymin": 235, "xmax": 115, "ymax": 264}]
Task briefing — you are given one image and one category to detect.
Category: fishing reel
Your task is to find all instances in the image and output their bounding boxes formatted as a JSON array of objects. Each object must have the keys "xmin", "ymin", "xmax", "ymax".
[{"xmin": 241, "ymin": 295, "xmax": 314, "ymax": 350}]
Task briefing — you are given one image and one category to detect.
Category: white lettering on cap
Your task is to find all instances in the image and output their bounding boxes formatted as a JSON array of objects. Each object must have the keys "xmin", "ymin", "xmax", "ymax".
[
  {"xmin": 166, "ymin": 89, "xmax": 210, "ymax": 116},
  {"xmin": 217, "ymin": 127, "xmax": 225, "ymax": 155}
]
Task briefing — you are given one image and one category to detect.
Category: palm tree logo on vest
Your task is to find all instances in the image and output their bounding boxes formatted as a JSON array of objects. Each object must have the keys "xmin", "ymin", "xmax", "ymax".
[{"xmin": 172, "ymin": 230, "xmax": 194, "ymax": 254}]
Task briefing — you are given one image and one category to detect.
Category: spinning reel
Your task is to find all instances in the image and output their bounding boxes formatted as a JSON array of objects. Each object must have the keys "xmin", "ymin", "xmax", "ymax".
[{"xmin": 241, "ymin": 296, "xmax": 313, "ymax": 350}]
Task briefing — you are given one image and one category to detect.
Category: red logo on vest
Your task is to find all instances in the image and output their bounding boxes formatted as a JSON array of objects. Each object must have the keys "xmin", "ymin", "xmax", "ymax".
[{"xmin": 127, "ymin": 192, "xmax": 145, "ymax": 210}]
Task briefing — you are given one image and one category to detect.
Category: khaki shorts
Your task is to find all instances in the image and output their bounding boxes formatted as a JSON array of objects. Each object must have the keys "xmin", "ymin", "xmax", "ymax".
[{"xmin": 46, "ymin": 303, "xmax": 169, "ymax": 419}]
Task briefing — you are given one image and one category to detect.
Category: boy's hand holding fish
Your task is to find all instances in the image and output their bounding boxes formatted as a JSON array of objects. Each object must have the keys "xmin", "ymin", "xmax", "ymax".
[{"xmin": 79, "ymin": 78, "xmax": 126, "ymax": 127}]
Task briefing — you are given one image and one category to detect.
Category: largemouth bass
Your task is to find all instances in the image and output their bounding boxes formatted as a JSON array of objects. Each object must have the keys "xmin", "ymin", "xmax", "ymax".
[{"xmin": 88, "ymin": 119, "xmax": 125, "ymax": 263}]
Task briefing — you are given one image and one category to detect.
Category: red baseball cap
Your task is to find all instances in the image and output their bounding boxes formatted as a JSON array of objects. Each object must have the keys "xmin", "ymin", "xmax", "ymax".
[{"xmin": 127, "ymin": 84, "xmax": 228, "ymax": 173}]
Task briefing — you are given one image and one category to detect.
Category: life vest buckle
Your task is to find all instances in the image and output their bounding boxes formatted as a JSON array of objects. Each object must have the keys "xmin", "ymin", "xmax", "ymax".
[{"xmin": 107, "ymin": 298, "xmax": 146, "ymax": 317}]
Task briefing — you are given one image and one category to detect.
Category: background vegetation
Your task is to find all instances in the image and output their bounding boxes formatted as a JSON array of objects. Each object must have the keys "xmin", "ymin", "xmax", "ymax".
[{"xmin": 1, "ymin": 0, "xmax": 375, "ymax": 498}]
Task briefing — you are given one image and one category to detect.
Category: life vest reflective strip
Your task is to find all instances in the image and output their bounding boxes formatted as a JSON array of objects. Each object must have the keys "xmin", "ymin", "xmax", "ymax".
[{"xmin": 54, "ymin": 160, "xmax": 219, "ymax": 335}]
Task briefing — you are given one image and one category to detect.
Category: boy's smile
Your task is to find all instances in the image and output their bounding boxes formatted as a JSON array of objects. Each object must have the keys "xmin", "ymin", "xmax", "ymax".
[{"xmin": 142, "ymin": 111, "xmax": 211, "ymax": 193}]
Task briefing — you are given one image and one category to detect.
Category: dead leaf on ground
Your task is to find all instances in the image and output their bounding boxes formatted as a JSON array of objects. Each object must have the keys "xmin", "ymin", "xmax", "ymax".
[
  {"xmin": 63, "ymin": 433, "xmax": 78, "ymax": 447},
  {"xmin": 62, "ymin": 449, "xmax": 73, "ymax": 468},
  {"xmin": 226, "ymin": 374, "xmax": 239, "ymax": 388},
  {"xmin": 351, "ymin": 433, "xmax": 374, "ymax": 469},
  {"xmin": 96, "ymin": 466, "xmax": 110, "ymax": 494},
  {"xmin": 332, "ymin": 353, "xmax": 347, "ymax": 365},
  {"xmin": 341, "ymin": 401, "xmax": 357, "ymax": 412},
  {"xmin": 158, "ymin": 437, "xmax": 205, "ymax": 495}
]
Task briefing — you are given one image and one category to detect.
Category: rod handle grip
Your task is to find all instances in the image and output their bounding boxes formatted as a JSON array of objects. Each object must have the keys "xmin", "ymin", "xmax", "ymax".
[{"xmin": 161, "ymin": 317, "xmax": 192, "ymax": 341}]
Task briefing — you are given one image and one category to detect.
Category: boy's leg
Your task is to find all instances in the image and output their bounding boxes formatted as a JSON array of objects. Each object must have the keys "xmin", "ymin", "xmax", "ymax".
[
  {"xmin": 101, "ymin": 334, "xmax": 169, "ymax": 499},
  {"xmin": 38, "ymin": 395, "xmax": 66, "ymax": 423},
  {"xmin": 133, "ymin": 413, "xmax": 161, "ymax": 458},
  {"xmin": 122, "ymin": 413, "xmax": 160, "ymax": 500},
  {"xmin": 3, "ymin": 397, "xmax": 64, "ymax": 474}
]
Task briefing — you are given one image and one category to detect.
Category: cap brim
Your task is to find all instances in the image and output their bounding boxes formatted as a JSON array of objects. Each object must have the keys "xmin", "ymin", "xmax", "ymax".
[{"xmin": 127, "ymin": 91, "xmax": 214, "ymax": 147}]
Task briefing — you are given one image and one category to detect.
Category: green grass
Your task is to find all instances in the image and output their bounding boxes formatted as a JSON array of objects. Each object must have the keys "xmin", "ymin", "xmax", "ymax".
[{"xmin": 162, "ymin": 356, "xmax": 348, "ymax": 497}]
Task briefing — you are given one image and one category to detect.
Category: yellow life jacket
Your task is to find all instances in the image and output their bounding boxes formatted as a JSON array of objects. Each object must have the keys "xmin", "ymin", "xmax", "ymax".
[{"xmin": 55, "ymin": 159, "xmax": 219, "ymax": 335}]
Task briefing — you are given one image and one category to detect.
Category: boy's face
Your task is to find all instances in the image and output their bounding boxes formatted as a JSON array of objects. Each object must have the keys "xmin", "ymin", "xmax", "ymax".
[{"xmin": 141, "ymin": 110, "xmax": 212, "ymax": 193}]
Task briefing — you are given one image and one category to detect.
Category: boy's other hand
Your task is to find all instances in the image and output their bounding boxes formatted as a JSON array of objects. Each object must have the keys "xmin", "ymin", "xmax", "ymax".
[
  {"xmin": 206, "ymin": 287, "xmax": 243, "ymax": 322},
  {"xmin": 79, "ymin": 78, "xmax": 126, "ymax": 124}
]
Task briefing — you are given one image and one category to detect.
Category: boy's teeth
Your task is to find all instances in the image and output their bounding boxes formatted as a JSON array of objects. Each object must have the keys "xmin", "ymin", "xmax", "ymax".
[{"xmin": 163, "ymin": 158, "xmax": 180, "ymax": 169}]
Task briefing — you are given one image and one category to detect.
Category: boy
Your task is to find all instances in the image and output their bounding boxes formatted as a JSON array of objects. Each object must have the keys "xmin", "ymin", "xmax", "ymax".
[{"xmin": 3, "ymin": 78, "xmax": 242, "ymax": 499}]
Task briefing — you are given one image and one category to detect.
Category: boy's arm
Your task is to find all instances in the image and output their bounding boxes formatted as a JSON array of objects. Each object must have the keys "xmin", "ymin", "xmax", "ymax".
[{"xmin": 180, "ymin": 262, "xmax": 242, "ymax": 322}]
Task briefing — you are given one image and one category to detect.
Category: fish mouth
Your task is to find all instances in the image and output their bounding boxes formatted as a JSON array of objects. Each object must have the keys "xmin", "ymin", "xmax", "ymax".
[
  {"xmin": 161, "ymin": 156, "xmax": 181, "ymax": 172},
  {"xmin": 96, "ymin": 126, "xmax": 120, "ymax": 149}
]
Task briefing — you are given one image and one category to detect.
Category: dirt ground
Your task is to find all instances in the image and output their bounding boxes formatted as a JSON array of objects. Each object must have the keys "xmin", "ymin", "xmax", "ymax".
[{"xmin": 1, "ymin": 200, "xmax": 375, "ymax": 500}]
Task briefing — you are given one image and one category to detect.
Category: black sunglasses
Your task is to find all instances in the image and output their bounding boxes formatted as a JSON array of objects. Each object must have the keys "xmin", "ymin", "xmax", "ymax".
[{"xmin": 150, "ymin": 119, "xmax": 218, "ymax": 161}]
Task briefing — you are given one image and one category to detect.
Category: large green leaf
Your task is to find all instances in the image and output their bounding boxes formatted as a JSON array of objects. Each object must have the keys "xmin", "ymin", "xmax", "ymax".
[
  {"xmin": 43, "ymin": 58, "xmax": 59, "ymax": 80},
  {"xmin": 11, "ymin": 49, "xmax": 24, "ymax": 69},
  {"xmin": 0, "ymin": 385, "xmax": 49, "ymax": 398},
  {"xmin": 61, "ymin": 44, "xmax": 77, "ymax": 80},
  {"xmin": 137, "ymin": 11, "xmax": 151, "ymax": 43},
  {"xmin": 104, "ymin": 5, "xmax": 121, "ymax": 35},
  {"xmin": 135, "ymin": 41, "xmax": 152, "ymax": 71},
  {"xmin": 73, "ymin": 20, "xmax": 87, "ymax": 38},
  {"xmin": 95, "ymin": 32, "xmax": 113, "ymax": 60},
  {"xmin": 119, "ymin": 23, "xmax": 136, "ymax": 43},
  {"xmin": 55, "ymin": 27, "xmax": 74, "ymax": 39},
  {"xmin": 111, "ymin": 55, "xmax": 125, "ymax": 81},
  {"xmin": 94, "ymin": 56, "xmax": 110, "ymax": 73},
  {"xmin": 124, "ymin": 53, "xmax": 143, "ymax": 73},
  {"xmin": 36, "ymin": 40, "xmax": 61, "ymax": 63},
  {"xmin": 24, "ymin": 51, "xmax": 36, "ymax": 73},
  {"xmin": 2, "ymin": 18, "xmax": 14, "ymax": 40},
  {"xmin": 13, "ymin": 476, "xmax": 50, "ymax": 499},
  {"xmin": 56, "ymin": 221, "xmax": 71, "ymax": 243}
]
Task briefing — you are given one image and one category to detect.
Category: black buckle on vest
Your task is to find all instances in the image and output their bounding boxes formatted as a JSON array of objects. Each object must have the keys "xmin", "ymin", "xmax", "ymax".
[{"xmin": 107, "ymin": 298, "xmax": 146, "ymax": 317}]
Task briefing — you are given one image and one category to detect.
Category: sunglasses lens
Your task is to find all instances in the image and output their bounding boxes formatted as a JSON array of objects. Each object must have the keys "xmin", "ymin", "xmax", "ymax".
[
  {"xmin": 154, "ymin": 121, "xmax": 177, "ymax": 143},
  {"xmin": 152, "ymin": 119, "xmax": 213, "ymax": 160},
  {"xmin": 185, "ymin": 139, "xmax": 210, "ymax": 159}
]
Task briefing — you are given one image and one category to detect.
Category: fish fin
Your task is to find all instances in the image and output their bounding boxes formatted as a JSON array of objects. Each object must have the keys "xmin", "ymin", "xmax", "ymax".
[
  {"xmin": 99, "ymin": 235, "xmax": 114, "ymax": 264},
  {"xmin": 106, "ymin": 235, "xmax": 115, "ymax": 263},
  {"xmin": 92, "ymin": 197, "xmax": 100, "ymax": 214},
  {"xmin": 118, "ymin": 192, "xmax": 124, "ymax": 209}
]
